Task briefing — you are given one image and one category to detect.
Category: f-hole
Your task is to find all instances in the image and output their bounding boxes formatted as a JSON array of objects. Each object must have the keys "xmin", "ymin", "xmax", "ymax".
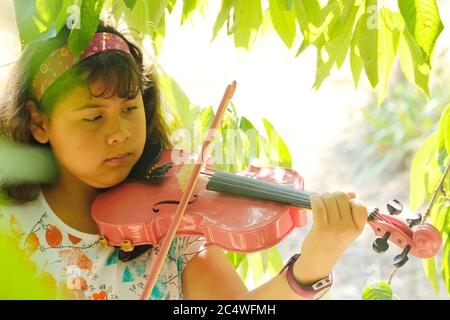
[{"xmin": 152, "ymin": 195, "xmax": 199, "ymax": 213}]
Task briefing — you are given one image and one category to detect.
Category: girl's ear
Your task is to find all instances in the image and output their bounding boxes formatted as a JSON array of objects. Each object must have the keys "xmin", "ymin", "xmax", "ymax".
[{"xmin": 25, "ymin": 100, "xmax": 50, "ymax": 144}]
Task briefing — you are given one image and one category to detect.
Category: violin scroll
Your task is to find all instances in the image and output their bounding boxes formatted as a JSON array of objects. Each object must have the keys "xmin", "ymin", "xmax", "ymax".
[{"xmin": 368, "ymin": 199, "xmax": 442, "ymax": 268}]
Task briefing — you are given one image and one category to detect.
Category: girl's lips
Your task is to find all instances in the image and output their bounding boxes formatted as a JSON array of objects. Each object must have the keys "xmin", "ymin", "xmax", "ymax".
[
  {"xmin": 108, "ymin": 152, "xmax": 131, "ymax": 160},
  {"xmin": 106, "ymin": 153, "xmax": 132, "ymax": 165}
]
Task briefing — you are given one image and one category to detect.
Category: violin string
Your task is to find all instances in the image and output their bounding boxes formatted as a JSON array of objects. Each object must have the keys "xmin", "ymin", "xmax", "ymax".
[
  {"xmin": 208, "ymin": 177, "xmax": 312, "ymax": 205},
  {"xmin": 207, "ymin": 174, "xmax": 312, "ymax": 208},
  {"xmin": 208, "ymin": 173, "xmax": 312, "ymax": 200},
  {"xmin": 208, "ymin": 179, "xmax": 311, "ymax": 208}
]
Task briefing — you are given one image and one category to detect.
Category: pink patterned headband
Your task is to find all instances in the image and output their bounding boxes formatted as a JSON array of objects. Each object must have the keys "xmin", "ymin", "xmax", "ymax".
[{"xmin": 31, "ymin": 32, "xmax": 132, "ymax": 101}]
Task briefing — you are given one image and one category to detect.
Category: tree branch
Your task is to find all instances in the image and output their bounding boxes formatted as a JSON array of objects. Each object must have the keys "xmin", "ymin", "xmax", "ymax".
[{"xmin": 424, "ymin": 162, "xmax": 450, "ymax": 221}]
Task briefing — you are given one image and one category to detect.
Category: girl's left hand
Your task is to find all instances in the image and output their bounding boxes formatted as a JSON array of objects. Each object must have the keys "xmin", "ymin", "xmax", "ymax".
[{"xmin": 292, "ymin": 191, "xmax": 368, "ymax": 285}]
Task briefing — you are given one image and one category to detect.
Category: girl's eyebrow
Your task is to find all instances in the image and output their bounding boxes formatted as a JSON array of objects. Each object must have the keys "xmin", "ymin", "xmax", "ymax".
[
  {"xmin": 75, "ymin": 98, "xmax": 135, "ymax": 111},
  {"xmin": 75, "ymin": 103, "xmax": 106, "ymax": 111}
]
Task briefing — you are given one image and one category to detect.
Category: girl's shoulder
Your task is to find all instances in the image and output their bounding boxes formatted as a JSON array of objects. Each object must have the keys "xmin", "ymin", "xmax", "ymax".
[
  {"xmin": 0, "ymin": 193, "xmax": 45, "ymax": 240},
  {"xmin": 0, "ymin": 189, "xmax": 98, "ymax": 247}
]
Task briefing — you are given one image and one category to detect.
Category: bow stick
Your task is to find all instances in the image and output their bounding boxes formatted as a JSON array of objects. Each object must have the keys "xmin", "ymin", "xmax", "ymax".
[{"xmin": 139, "ymin": 81, "xmax": 237, "ymax": 300}]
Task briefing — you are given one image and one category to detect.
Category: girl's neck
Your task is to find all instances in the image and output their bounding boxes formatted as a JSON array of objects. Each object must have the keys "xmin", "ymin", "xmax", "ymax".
[{"xmin": 41, "ymin": 170, "xmax": 99, "ymax": 234}]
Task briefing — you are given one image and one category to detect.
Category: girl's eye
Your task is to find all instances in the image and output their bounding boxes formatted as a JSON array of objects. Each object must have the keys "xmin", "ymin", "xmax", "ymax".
[
  {"xmin": 82, "ymin": 106, "xmax": 138, "ymax": 124},
  {"xmin": 125, "ymin": 106, "xmax": 139, "ymax": 113},
  {"xmin": 83, "ymin": 115, "xmax": 102, "ymax": 123}
]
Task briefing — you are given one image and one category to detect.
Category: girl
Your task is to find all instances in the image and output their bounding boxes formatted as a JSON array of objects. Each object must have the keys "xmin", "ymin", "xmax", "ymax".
[{"xmin": 0, "ymin": 21, "xmax": 368, "ymax": 300}]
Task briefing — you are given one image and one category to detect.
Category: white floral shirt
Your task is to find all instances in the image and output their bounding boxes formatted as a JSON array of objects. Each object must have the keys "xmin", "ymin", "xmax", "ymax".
[{"xmin": 0, "ymin": 189, "xmax": 207, "ymax": 300}]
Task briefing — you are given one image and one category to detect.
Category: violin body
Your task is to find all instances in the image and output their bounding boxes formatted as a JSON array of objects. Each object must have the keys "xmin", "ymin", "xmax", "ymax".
[{"xmin": 92, "ymin": 148, "xmax": 308, "ymax": 253}]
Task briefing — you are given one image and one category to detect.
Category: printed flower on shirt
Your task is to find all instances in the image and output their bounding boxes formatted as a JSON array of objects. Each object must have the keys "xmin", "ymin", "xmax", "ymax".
[
  {"xmin": 9, "ymin": 215, "xmax": 24, "ymax": 240},
  {"xmin": 59, "ymin": 248, "xmax": 93, "ymax": 271},
  {"xmin": 92, "ymin": 290, "xmax": 107, "ymax": 300},
  {"xmin": 45, "ymin": 224, "xmax": 62, "ymax": 247},
  {"xmin": 68, "ymin": 234, "xmax": 82, "ymax": 245},
  {"xmin": 66, "ymin": 276, "xmax": 88, "ymax": 291},
  {"xmin": 25, "ymin": 232, "xmax": 40, "ymax": 256}
]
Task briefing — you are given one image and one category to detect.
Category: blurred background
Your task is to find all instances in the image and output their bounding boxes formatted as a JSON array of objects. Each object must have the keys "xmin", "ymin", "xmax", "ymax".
[{"xmin": 1, "ymin": 0, "xmax": 449, "ymax": 299}]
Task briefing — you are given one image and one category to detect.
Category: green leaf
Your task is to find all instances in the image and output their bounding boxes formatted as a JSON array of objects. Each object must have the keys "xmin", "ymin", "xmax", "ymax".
[
  {"xmin": 0, "ymin": 136, "xmax": 59, "ymax": 185},
  {"xmin": 54, "ymin": 0, "xmax": 79, "ymax": 34},
  {"xmin": 35, "ymin": 0, "xmax": 64, "ymax": 27},
  {"xmin": 362, "ymin": 281, "xmax": 393, "ymax": 300},
  {"xmin": 14, "ymin": 0, "xmax": 66, "ymax": 47},
  {"xmin": 294, "ymin": 38, "xmax": 310, "ymax": 57},
  {"xmin": 221, "ymin": 114, "xmax": 246, "ymax": 172},
  {"xmin": 442, "ymin": 236, "xmax": 450, "ymax": 295},
  {"xmin": 409, "ymin": 132, "xmax": 438, "ymax": 211},
  {"xmin": 158, "ymin": 73, "xmax": 194, "ymax": 131},
  {"xmin": 14, "ymin": 0, "xmax": 39, "ymax": 47},
  {"xmin": 437, "ymin": 105, "xmax": 450, "ymax": 171},
  {"xmin": 124, "ymin": 0, "xmax": 147, "ymax": 34},
  {"xmin": 124, "ymin": 0, "xmax": 168, "ymax": 38},
  {"xmin": 248, "ymin": 252, "xmax": 264, "ymax": 287},
  {"xmin": 395, "ymin": 12, "xmax": 431, "ymax": 96},
  {"xmin": 357, "ymin": 0, "xmax": 379, "ymax": 88},
  {"xmin": 226, "ymin": 251, "xmax": 247, "ymax": 269},
  {"xmin": 211, "ymin": 0, "xmax": 233, "ymax": 42},
  {"xmin": 68, "ymin": 0, "xmax": 105, "ymax": 59},
  {"xmin": 181, "ymin": 0, "xmax": 200, "ymax": 25},
  {"xmin": 292, "ymin": 0, "xmax": 323, "ymax": 44},
  {"xmin": 0, "ymin": 229, "xmax": 65, "ymax": 299},
  {"xmin": 268, "ymin": 0, "xmax": 296, "ymax": 49},
  {"xmin": 313, "ymin": 0, "xmax": 359, "ymax": 89},
  {"xmin": 151, "ymin": 7, "xmax": 166, "ymax": 56},
  {"xmin": 197, "ymin": 106, "xmax": 214, "ymax": 132},
  {"xmin": 425, "ymin": 143, "xmax": 442, "ymax": 195},
  {"xmin": 430, "ymin": 196, "xmax": 444, "ymax": 230},
  {"xmin": 147, "ymin": 0, "xmax": 169, "ymax": 26},
  {"xmin": 350, "ymin": 16, "xmax": 363, "ymax": 88},
  {"xmin": 262, "ymin": 118, "xmax": 292, "ymax": 168},
  {"xmin": 262, "ymin": 247, "xmax": 283, "ymax": 277},
  {"xmin": 423, "ymin": 257, "xmax": 440, "ymax": 295},
  {"xmin": 123, "ymin": 0, "xmax": 137, "ymax": 10},
  {"xmin": 239, "ymin": 116, "xmax": 261, "ymax": 160},
  {"xmin": 376, "ymin": 8, "xmax": 400, "ymax": 104},
  {"xmin": 231, "ymin": 0, "xmax": 263, "ymax": 50},
  {"xmin": 398, "ymin": 0, "xmax": 444, "ymax": 65},
  {"xmin": 167, "ymin": 0, "xmax": 177, "ymax": 13},
  {"xmin": 237, "ymin": 255, "xmax": 249, "ymax": 281}
]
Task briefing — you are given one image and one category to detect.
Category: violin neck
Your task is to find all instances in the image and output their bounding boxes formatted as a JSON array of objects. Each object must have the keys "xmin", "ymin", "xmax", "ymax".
[{"xmin": 205, "ymin": 171, "xmax": 312, "ymax": 209}]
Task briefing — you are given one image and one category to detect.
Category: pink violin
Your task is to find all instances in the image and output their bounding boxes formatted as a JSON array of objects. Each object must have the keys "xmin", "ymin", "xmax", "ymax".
[{"xmin": 92, "ymin": 147, "xmax": 309, "ymax": 254}]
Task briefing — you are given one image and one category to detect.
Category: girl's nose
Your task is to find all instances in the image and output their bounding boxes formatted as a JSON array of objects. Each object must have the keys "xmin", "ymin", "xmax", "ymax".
[{"xmin": 106, "ymin": 118, "xmax": 131, "ymax": 145}]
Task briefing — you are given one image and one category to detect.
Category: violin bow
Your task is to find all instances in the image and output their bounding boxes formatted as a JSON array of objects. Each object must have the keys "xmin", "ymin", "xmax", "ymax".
[{"xmin": 139, "ymin": 81, "xmax": 237, "ymax": 300}]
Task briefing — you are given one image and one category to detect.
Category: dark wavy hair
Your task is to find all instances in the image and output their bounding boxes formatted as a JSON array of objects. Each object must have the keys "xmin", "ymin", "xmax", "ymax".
[{"xmin": 0, "ymin": 21, "xmax": 175, "ymax": 204}]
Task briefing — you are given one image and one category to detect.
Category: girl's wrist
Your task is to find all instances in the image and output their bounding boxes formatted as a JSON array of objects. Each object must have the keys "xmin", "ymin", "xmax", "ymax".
[
  {"xmin": 292, "ymin": 253, "xmax": 332, "ymax": 286},
  {"xmin": 294, "ymin": 233, "xmax": 341, "ymax": 286}
]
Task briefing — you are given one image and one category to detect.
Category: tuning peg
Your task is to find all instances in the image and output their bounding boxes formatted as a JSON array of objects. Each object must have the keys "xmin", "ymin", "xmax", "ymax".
[
  {"xmin": 386, "ymin": 199, "xmax": 403, "ymax": 215},
  {"xmin": 367, "ymin": 208, "xmax": 379, "ymax": 221},
  {"xmin": 372, "ymin": 231, "xmax": 391, "ymax": 253},
  {"xmin": 393, "ymin": 245, "xmax": 411, "ymax": 268},
  {"xmin": 406, "ymin": 213, "xmax": 423, "ymax": 228},
  {"xmin": 119, "ymin": 244, "xmax": 153, "ymax": 262}
]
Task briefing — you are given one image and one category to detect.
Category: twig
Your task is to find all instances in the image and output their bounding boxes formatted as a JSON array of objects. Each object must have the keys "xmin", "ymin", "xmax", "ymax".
[
  {"xmin": 388, "ymin": 267, "xmax": 399, "ymax": 285},
  {"xmin": 423, "ymin": 163, "xmax": 450, "ymax": 221},
  {"xmin": 0, "ymin": 61, "xmax": 17, "ymax": 69}
]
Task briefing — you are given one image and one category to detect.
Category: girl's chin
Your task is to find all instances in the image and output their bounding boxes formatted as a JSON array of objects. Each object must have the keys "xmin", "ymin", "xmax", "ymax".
[{"xmin": 92, "ymin": 172, "xmax": 130, "ymax": 189}]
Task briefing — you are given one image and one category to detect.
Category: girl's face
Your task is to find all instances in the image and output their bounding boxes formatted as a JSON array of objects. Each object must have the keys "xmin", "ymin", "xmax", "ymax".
[{"xmin": 34, "ymin": 79, "xmax": 147, "ymax": 188}]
